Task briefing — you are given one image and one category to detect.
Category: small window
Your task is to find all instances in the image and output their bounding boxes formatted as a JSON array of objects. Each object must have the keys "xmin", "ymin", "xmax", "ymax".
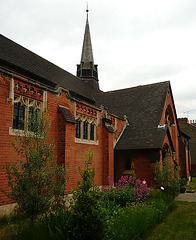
[
  {"xmin": 76, "ymin": 120, "xmax": 81, "ymax": 138},
  {"xmin": 125, "ymin": 158, "xmax": 131, "ymax": 170},
  {"xmin": 83, "ymin": 122, "xmax": 88, "ymax": 140},
  {"xmin": 90, "ymin": 123, "xmax": 94, "ymax": 140},
  {"xmin": 13, "ymin": 102, "xmax": 25, "ymax": 130}
]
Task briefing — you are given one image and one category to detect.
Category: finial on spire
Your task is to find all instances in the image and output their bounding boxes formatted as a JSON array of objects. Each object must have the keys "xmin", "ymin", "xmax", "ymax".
[
  {"xmin": 86, "ymin": 2, "xmax": 89, "ymax": 13},
  {"xmin": 86, "ymin": 2, "xmax": 89, "ymax": 22}
]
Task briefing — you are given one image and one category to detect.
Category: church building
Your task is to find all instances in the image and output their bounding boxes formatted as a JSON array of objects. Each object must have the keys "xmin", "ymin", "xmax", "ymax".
[{"xmin": 0, "ymin": 10, "xmax": 191, "ymax": 206}]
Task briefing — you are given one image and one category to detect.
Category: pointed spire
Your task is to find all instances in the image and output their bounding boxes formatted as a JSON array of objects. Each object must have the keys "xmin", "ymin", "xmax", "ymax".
[
  {"xmin": 77, "ymin": 5, "xmax": 99, "ymax": 91},
  {"xmin": 80, "ymin": 6, "xmax": 94, "ymax": 65}
]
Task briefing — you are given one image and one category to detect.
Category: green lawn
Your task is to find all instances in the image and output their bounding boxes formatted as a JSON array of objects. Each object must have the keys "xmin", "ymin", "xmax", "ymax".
[
  {"xmin": 146, "ymin": 178, "xmax": 196, "ymax": 240},
  {"xmin": 146, "ymin": 201, "xmax": 196, "ymax": 240}
]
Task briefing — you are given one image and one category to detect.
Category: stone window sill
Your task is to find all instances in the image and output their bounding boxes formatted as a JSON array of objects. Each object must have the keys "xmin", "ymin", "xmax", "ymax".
[
  {"xmin": 9, "ymin": 127, "xmax": 25, "ymax": 136},
  {"xmin": 75, "ymin": 138, "xmax": 99, "ymax": 145},
  {"xmin": 9, "ymin": 127, "xmax": 41, "ymax": 138}
]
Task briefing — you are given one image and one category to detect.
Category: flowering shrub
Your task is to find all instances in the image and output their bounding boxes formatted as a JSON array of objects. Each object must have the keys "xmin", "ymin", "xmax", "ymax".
[{"xmin": 99, "ymin": 175, "xmax": 149, "ymax": 207}]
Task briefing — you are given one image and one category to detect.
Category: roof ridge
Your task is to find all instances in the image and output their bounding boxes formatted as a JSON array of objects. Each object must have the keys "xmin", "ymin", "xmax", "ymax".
[{"xmin": 95, "ymin": 81, "xmax": 170, "ymax": 95}]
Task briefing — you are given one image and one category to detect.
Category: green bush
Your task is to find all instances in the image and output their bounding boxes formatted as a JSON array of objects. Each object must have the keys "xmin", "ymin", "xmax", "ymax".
[
  {"xmin": 3, "ymin": 108, "xmax": 68, "ymax": 219},
  {"xmin": 154, "ymin": 157, "xmax": 180, "ymax": 197}
]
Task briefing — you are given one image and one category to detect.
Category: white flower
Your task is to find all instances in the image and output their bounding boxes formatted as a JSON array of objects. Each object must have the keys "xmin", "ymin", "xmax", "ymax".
[{"xmin": 161, "ymin": 187, "xmax": 164, "ymax": 190}]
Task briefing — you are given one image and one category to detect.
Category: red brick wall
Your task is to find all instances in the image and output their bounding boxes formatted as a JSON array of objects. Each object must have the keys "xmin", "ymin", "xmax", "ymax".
[
  {"xmin": 0, "ymin": 72, "xmax": 16, "ymax": 205},
  {"xmin": 0, "ymin": 71, "xmax": 126, "ymax": 205}
]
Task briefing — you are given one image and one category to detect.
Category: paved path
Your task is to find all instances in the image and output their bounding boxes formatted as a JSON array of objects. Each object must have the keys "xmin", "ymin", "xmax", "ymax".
[{"xmin": 175, "ymin": 192, "xmax": 196, "ymax": 202}]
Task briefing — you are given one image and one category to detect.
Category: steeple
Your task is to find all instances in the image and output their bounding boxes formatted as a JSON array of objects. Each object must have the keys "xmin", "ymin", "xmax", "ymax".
[{"xmin": 77, "ymin": 6, "xmax": 99, "ymax": 91}]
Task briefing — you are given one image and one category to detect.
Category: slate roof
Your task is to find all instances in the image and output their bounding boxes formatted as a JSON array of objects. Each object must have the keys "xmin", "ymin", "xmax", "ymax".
[
  {"xmin": 0, "ymin": 34, "xmax": 97, "ymax": 103},
  {"xmin": 93, "ymin": 81, "xmax": 170, "ymax": 150},
  {"xmin": 58, "ymin": 106, "xmax": 76, "ymax": 124}
]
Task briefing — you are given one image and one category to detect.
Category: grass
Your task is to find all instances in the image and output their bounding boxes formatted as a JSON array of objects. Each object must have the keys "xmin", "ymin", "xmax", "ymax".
[
  {"xmin": 146, "ymin": 201, "xmax": 196, "ymax": 240},
  {"xmin": 0, "ymin": 213, "xmax": 27, "ymax": 240}
]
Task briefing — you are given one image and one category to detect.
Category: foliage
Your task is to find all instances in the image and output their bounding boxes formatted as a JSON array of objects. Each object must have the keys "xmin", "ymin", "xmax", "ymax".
[
  {"xmin": 154, "ymin": 157, "xmax": 180, "ymax": 197},
  {"xmin": 3, "ymin": 108, "xmax": 68, "ymax": 219},
  {"xmin": 1, "ymin": 193, "xmax": 194, "ymax": 240},
  {"xmin": 99, "ymin": 175, "xmax": 149, "ymax": 207},
  {"xmin": 69, "ymin": 150, "xmax": 106, "ymax": 240},
  {"xmin": 1, "ymin": 146, "xmax": 185, "ymax": 239}
]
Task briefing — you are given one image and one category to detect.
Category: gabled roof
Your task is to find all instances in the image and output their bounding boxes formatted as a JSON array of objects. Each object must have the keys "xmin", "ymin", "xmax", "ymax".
[
  {"xmin": 0, "ymin": 34, "xmax": 96, "ymax": 103},
  {"xmin": 93, "ymin": 81, "xmax": 170, "ymax": 150}
]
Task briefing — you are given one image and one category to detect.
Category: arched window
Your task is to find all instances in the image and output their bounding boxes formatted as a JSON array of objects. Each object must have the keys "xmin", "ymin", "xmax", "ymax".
[
  {"xmin": 165, "ymin": 105, "xmax": 174, "ymax": 126},
  {"xmin": 165, "ymin": 105, "xmax": 175, "ymax": 138},
  {"xmin": 162, "ymin": 143, "xmax": 170, "ymax": 160}
]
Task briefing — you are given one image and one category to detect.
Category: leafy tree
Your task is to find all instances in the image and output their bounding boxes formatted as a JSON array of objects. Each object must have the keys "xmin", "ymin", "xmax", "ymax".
[{"xmin": 3, "ymin": 107, "xmax": 67, "ymax": 219}]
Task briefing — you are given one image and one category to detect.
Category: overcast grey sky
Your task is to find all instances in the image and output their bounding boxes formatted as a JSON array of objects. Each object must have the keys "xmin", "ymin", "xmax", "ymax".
[{"xmin": 1, "ymin": 0, "xmax": 196, "ymax": 120}]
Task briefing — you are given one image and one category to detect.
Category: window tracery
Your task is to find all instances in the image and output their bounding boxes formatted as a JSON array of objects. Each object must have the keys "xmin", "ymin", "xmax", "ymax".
[
  {"xmin": 12, "ymin": 94, "xmax": 43, "ymax": 131},
  {"xmin": 8, "ymin": 78, "xmax": 47, "ymax": 135}
]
